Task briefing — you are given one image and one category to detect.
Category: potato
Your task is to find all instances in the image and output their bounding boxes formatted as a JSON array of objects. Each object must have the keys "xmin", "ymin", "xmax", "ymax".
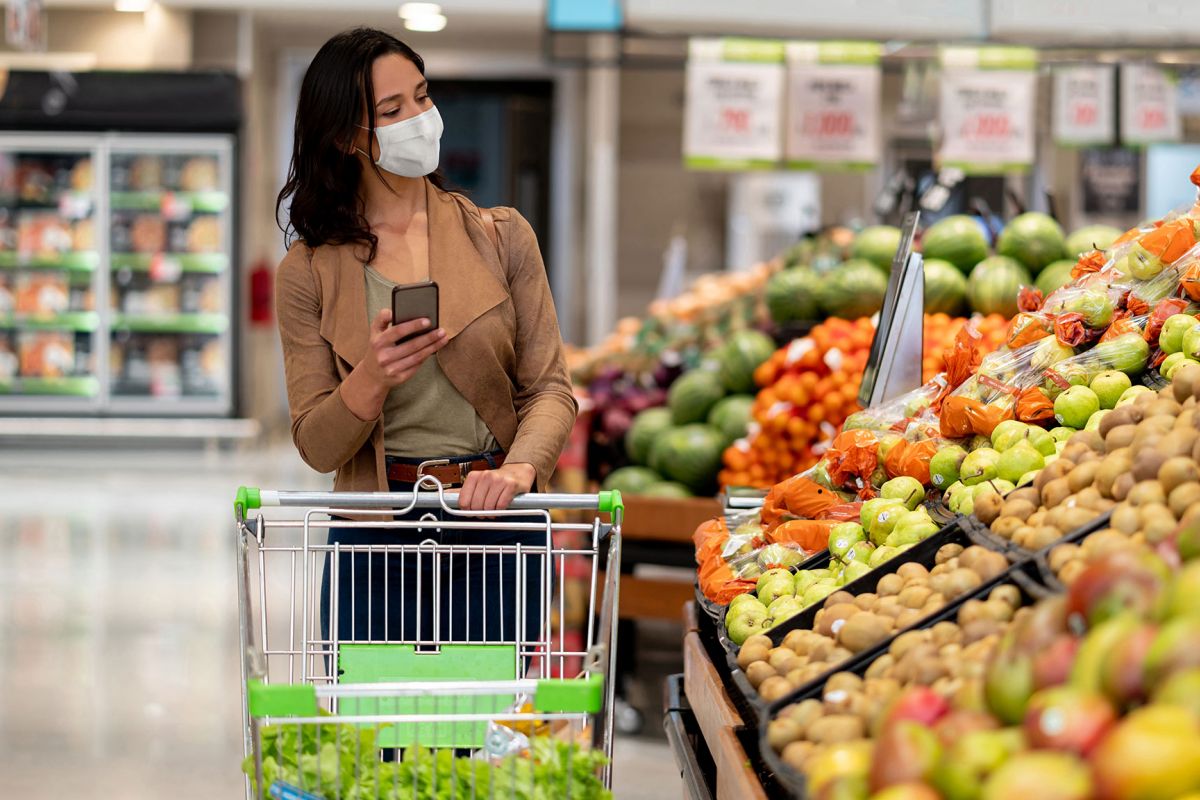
[
  {"xmin": 759, "ymin": 676, "xmax": 795, "ymax": 703},
  {"xmin": 805, "ymin": 714, "xmax": 865, "ymax": 744},
  {"xmin": 936, "ymin": 543, "xmax": 965, "ymax": 565},
  {"xmin": 767, "ymin": 717, "xmax": 805, "ymax": 751},
  {"xmin": 876, "ymin": 573, "xmax": 905, "ymax": 597},
  {"xmin": 746, "ymin": 660, "xmax": 777, "ymax": 689},
  {"xmin": 838, "ymin": 612, "xmax": 892, "ymax": 653}
]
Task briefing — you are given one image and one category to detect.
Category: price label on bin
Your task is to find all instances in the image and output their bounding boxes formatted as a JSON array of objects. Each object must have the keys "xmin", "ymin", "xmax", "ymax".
[
  {"xmin": 1121, "ymin": 64, "xmax": 1181, "ymax": 145},
  {"xmin": 938, "ymin": 47, "xmax": 1038, "ymax": 175},
  {"xmin": 1053, "ymin": 65, "xmax": 1114, "ymax": 146}
]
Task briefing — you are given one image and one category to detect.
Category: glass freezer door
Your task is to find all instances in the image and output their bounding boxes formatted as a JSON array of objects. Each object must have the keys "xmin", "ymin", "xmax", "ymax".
[
  {"xmin": 106, "ymin": 135, "xmax": 233, "ymax": 415},
  {"xmin": 0, "ymin": 139, "xmax": 102, "ymax": 412}
]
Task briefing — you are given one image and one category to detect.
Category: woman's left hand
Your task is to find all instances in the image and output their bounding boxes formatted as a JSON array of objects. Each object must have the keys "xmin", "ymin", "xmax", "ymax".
[{"xmin": 459, "ymin": 462, "xmax": 537, "ymax": 511}]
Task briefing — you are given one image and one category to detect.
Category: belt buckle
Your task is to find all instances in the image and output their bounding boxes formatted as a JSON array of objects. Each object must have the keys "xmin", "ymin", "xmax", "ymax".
[{"xmin": 415, "ymin": 458, "xmax": 453, "ymax": 486}]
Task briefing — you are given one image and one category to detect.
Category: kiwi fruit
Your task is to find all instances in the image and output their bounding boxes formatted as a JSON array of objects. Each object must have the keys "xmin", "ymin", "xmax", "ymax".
[
  {"xmin": 1159, "ymin": 456, "xmax": 1200, "ymax": 494},
  {"xmin": 1127, "ymin": 480, "xmax": 1167, "ymax": 507},
  {"xmin": 1096, "ymin": 452, "xmax": 1134, "ymax": 498},
  {"xmin": 838, "ymin": 612, "xmax": 891, "ymax": 653},
  {"xmin": 1132, "ymin": 450, "xmax": 1169, "ymax": 483},
  {"xmin": 1074, "ymin": 486, "xmax": 1103, "ymax": 509},
  {"xmin": 1061, "ymin": 443, "xmax": 1094, "ymax": 464},
  {"xmin": 1112, "ymin": 503, "xmax": 1141, "ymax": 534},
  {"xmin": 746, "ymin": 660, "xmax": 778, "ymax": 688},
  {"xmin": 1169, "ymin": 482, "xmax": 1200, "ymax": 519},
  {"xmin": 1048, "ymin": 543, "xmax": 1081, "ymax": 572},
  {"xmin": 1167, "ymin": 429, "xmax": 1200, "ymax": 459},
  {"xmin": 1146, "ymin": 398, "xmax": 1183, "ymax": 418},
  {"xmin": 805, "ymin": 714, "xmax": 865, "ymax": 743},
  {"xmin": 854, "ymin": 592, "xmax": 879, "ymax": 611},
  {"xmin": 1035, "ymin": 460, "xmax": 1071, "ymax": 491},
  {"xmin": 896, "ymin": 562, "xmax": 930, "ymax": 581},
  {"xmin": 876, "ymin": 573, "xmax": 904, "ymax": 597},
  {"xmin": 1068, "ymin": 461, "xmax": 1101, "ymax": 493},
  {"xmin": 1104, "ymin": 424, "xmax": 1138, "ymax": 452},
  {"xmin": 1174, "ymin": 364, "xmax": 1200, "ymax": 402},
  {"xmin": 1059, "ymin": 506, "xmax": 1100, "ymax": 532},
  {"xmin": 759, "ymin": 676, "xmax": 795, "ymax": 703},
  {"xmin": 1098, "ymin": 409, "xmax": 1127, "ymax": 437},
  {"xmin": 825, "ymin": 591, "xmax": 856, "ymax": 608},
  {"xmin": 781, "ymin": 740, "xmax": 813, "ymax": 771},
  {"xmin": 1141, "ymin": 507, "xmax": 1179, "ymax": 543},
  {"xmin": 1000, "ymin": 498, "xmax": 1037, "ymax": 522},
  {"xmin": 1041, "ymin": 477, "xmax": 1072, "ymax": 508},
  {"xmin": 974, "ymin": 491, "xmax": 1003, "ymax": 525},
  {"xmin": 816, "ymin": 603, "xmax": 862, "ymax": 638},
  {"xmin": 936, "ymin": 544, "xmax": 965, "ymax": 564}
]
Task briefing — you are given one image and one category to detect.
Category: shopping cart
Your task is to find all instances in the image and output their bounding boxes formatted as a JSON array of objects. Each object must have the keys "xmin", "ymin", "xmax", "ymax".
[{"xmin": 234, "ymin": 477, "xmax": 623, "ymax": 799}]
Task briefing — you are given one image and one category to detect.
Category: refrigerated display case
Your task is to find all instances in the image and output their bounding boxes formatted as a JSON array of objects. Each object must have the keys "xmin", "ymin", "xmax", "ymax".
[{"xmin": 0, "ymin": 133, "xmax": 234, "ymax": 416}]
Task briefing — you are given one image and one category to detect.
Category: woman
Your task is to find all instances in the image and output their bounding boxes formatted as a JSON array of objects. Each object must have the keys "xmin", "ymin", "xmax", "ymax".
[{"xmin": 275, "ymin": 28, "xmax": 576, "ymax": 660}]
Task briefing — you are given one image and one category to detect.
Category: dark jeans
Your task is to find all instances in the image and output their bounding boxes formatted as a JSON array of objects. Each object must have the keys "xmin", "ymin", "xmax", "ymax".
[{"xmin": 319, "ymin": 478, "xmax": 549, "ymax": 664}]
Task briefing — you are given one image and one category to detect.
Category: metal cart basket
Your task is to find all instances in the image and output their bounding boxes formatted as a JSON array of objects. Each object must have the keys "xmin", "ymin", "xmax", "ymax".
[{"xmin": 234, "ymin": 478, "xmax": 623, "ymax": 799}]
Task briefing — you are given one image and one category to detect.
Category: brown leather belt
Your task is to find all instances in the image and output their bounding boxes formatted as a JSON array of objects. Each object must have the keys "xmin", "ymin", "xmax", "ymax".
[{"xmin": 386, "ymin": 454, "xmax": 505, "ymax": 487}]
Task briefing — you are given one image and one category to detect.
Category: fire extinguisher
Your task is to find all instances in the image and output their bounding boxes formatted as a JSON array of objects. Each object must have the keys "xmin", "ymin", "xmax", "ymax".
[{"xmin": 249, "ymin": 258, "xmax": 273, "ymax": 325}]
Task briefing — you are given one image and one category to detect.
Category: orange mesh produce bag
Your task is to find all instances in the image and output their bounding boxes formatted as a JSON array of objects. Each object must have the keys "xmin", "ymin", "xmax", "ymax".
[
  {"xmin": 698, "ymin": 559, "xmax": 756, "ymax": 604},
  {"xmin": 1017, "ymin": 286, "xmax": 1044, "ymax": 313},
  {"xmin": 1071, "ymin": 250, "xmax": 1108, "ymax": 280},
  {"xmin": 760, "ymin": 474, "xmax": 839, "ymax": 530},
  {"xmin": 933, "ymin": 325, "xmax": 984, "ymax": 413},
  {"xmin": 940, "ymin": 395, "xmax": 1013, "ymax": 439},
  {"xmin": 769, "ymin": 519, "xmax": 837, "ymax": 552},
  {"xmin": 1181, "ymin": 261, "xmax": 1200, "ymax": 301},
  {"xmin": 1006, "ymin": 313, "xmax": 1054, "ymax": 349},
  {"xmin": 1054, "ymin": 312, "xmax": 1101, "ymax": 347},
  {"xmin": 883, "ymin": 439, "xmax": 938, "ymax": 485},
  {"xmin": 1100, "ymin": 315, "xmax": 1142, "ymax": 343},
  {"xmin": 1015, "ymin": 386, "xmax": 1055, "ymax": 425},
  {"xmin": 1145, "ymin": 298, "xmax": 1191, "ymax": 343},
  {"xmin": 819, "ymin": 501, "xmax": 864, "ymax": 522},
  {"xmin": 824, "ymin": 429, "xmax": 880, "ymax": 487},
  {"xmin": 1140, "ymin": 218, "xmax": 1198, "ymax": 265},
  {"xmin": 692, "ymin": 517, "xmax": 730, "ymax": 565}
]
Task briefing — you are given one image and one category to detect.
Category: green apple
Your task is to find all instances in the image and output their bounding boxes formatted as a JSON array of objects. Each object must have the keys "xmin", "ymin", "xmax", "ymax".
[
  {"xmin": 844, "ymin": 541, "xmax": 876, "ymax": 564},
  {"xmin": 991, "ymin": 419, "xmax": 1031, "ymax": 452},
  {"xmin": 757, "ymin": 575, "xmax": 795, "ymax": 607},
  {"xmin": 801, "ymin": 580, "xmax": 840, "ymax": 608},
  {"xmin": 996, "ymin": 441, "xmax": 1044, "ymax": 484},
  {"xmin": 867, "ymin": 500, "xmax": 909, "ymax": 545},
  {"xmin": 929, "ymin": 445, "xmax": 968, "ymax": 490},
  {"xmin": 960, "ymin": 448, "xmax": 1001, "ymax": 486},
  {"xmin": 726, "ymin": 606, "xmax": 770, "ymax": 645},
  {"xmin": 1159, "ymin": 314, "xmax": 1200, "ymax": 355},
  {"xmin": 881, "ymin": 476, "xmax": 926, "ymax": 510},
  {"xmin": 842, "ymin": 561, "xmax": 873, "ymax": 583},
  {"xmin": 756, "ymin": 568, "xmax": 793, "ymax": 594},
  {"xmin": 1090, "ymin": 370, "xmax": 1132, "ymax": 410},
  {"xmin": 1054, "ymin": 385, "xmax": 1101, "ymax": 429},
  {"xmin": 868, "ymin": 545, "xmax": 899, "ymax": 568},
  {"xmin": 767, "ymin": 595, "xmax": 803, "ymax": 623},
  {"xmin": 1117, "ymin": 385, "xmax": 1154, "ymax": 406},
  {"xmin": 1026, "ymin": 427, "xmax": 1056, "ymax": 457},
  {"xmin": 1049, "ymin": 426, "xmax": 1075, "ymax": 443},
  {"xmin": 1085, "ymin": 409, "xmax": 1110, "ymax": 432},
  {"xmin": 828, "ymin": 522, "xmax": 866, "ymax": 561}
]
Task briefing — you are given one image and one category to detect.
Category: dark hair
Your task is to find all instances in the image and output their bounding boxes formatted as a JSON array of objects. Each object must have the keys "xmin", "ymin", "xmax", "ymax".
[{"xmin": 277, "ymin": 27, "xmax": 445, "ymax": 261}]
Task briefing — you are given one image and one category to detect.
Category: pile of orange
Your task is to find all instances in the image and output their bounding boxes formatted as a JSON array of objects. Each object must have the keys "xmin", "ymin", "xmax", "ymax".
[{"xmin": 720, "ymin": 314, "xmax": 1009, "ymax": 489}]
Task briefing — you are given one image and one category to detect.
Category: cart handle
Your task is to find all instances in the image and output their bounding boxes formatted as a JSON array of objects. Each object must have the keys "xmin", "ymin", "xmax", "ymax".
[{"xmin": 235, "ymin": 485, "xmax": 623, "ymax": 517}]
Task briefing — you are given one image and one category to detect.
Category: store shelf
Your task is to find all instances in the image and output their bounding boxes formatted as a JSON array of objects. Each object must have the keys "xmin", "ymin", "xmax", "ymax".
[
  {"xmin": 0, "ymin": 191, "xmax": 94, "ymax": 211},
  {"xmin": 0, "ymin": 251, "xmax": 100, "ymax": 272},
  {"xmin": 110, "ymin": 190, "xmax": 228, "ymax": 214},
  {"xmin": 0, "ymin": 311, "xmax": 100, "ymax": 332},
  {"xmin": 111, "ymin": 312, "xmax": 228, "ymax": 334},
  {"xmin": 109, "ymin": 252, "xmax": 228, "ymax": 274},
  {"xmin": 0, "ymin": 376, "xmax": 100, "ymax": 397}
]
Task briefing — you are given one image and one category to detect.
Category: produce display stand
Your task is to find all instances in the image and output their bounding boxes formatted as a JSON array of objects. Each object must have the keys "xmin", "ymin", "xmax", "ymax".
[{"xmin": 679, "ymin": 601, "xmax": 771, "ymax": 800}]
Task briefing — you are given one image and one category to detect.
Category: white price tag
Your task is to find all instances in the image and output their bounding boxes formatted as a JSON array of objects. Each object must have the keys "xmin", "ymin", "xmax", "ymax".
[
  {"xmin": 684, "ymin": 38, "xmax": 785, "ymax": 170},
  {"xmin": 785, "ymin": 337, "xmax": 815, "ymax": 365},
  {"xmin": 938, "ymin": 47, "xmax": 1038, "ymax": 175},
  {"xmin": 785, "ymin": 42, "xmax": 882, "ymax": 169},
  {"xmin": 1121, "ymin": 64, "xmax": 1181, "ymax": 144},
  {"xmin": 1053, "ymin": 65, "xmax": 1114, "ymax": 146},
  {"xmin": 824, "ymin": 347, "xmax": 844, "ymax": 371}
]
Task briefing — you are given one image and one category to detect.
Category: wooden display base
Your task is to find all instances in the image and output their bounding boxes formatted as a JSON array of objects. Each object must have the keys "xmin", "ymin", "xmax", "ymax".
[{"xmin": 681, "ymin": 603, "xmax": 767, "ymax": 800}]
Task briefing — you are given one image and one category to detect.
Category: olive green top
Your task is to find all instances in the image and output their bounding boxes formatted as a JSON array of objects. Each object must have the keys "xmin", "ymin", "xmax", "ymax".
[{"xmin": 364, "ymin": 265, "xmax": 499, "ymax": 458}]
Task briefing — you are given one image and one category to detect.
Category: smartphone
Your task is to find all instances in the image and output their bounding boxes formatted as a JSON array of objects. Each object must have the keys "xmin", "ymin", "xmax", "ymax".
[{"xmin": 390, "ymin": 280, "xmax": 439, "ymax": 344}]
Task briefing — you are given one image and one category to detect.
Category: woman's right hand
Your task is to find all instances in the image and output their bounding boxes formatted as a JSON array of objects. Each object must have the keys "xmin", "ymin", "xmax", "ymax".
[{"xmin": 361, "ymin": 308, "xmax": 448, "ymax": 390}]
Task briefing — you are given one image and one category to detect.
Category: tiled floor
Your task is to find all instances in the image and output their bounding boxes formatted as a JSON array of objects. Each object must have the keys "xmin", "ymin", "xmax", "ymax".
[{"xmin": 0, "ymin": 440, "xmax": 684, "ymax": 799}]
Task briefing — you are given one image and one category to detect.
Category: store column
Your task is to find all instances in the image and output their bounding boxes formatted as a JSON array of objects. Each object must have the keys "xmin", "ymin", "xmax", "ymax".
[{"xmin": 584, "ymin": 35, "xmax": 619, "ymax": 346}]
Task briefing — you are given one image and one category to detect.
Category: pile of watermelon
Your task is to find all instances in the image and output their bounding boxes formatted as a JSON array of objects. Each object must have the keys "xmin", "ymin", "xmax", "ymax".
[
  {"xmin": 765, "ymin": 217, "xmax": 1123, "ymax": 328},
  {"xmin": 603, "ymin": 329, "xmax": 775, "ymax": 498}
]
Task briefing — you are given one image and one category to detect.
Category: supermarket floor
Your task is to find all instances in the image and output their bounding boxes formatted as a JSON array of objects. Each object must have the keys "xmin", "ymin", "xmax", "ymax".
[{"xmin": 0, "ymin": 439, "xmax": 684, "ymax": 799}]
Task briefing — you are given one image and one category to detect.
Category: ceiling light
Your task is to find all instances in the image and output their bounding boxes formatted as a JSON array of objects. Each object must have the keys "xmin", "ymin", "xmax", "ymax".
[
  {"xmin": 399, "ymin": 2, "xmax": 441, "ymax": 18},
  {"xmin": 114, "ymin": 0, "xmax": 150, "ymax": 10},
  {"xmin": 404, "ymin": 12, "xmax": 447, "ymax": 32}
]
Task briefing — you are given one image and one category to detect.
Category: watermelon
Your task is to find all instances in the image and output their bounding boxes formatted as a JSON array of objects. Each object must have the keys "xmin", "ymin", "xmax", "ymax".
[
  {"xmin": 922, "ymin": 215, "xmax": 990, "ymax": 273},
  {"xmin": 817, "ymin": 259, "xmax": 889, "ymax": 320},
  {"xmin": 923, "ymin": 258, "xmax": 968, "ymax": 316},
  {"xmin": 708, "ymin": 394, "xmax": 755, "ymax": 444},
  {"xmin": 766, "ymin": 266, "xmax": 822, "ymax": 324},
  {"xmin": 1036, "ymin": 259, "xmax": 1076, "ymax": 297},
  {"xmin": 967, "ymin": 256, "xmax": 1032, "ymax": 318},
  {"xmin": 715, "ymin": 330, "xmax": 775, "ymax": 394},
  {"xmin": 667, "ymin": 369, "xmax": 725, "ymax": 425},
  {"xmin": 996, "ymin": 212, "xmax": 1067, "ymax": 274},
  {"xmin": 601, "ymin": 466, "xmax": 662, "ymax": 495},
  {"xmin": 852, "ymin": 225, "xmax": 903, "ymax": 271},
  {"xmin": 625, "ymin": 407, "xmax": 673, "ymax": 465},
  {"xmin": 642, "ymin": 481, "xmax": 694, "ymax": 499},
  {"xmin": 652, "ymin": 424, "xmax": 726, "ymax": 494},
  {"xmin": 647, "ymin": 426, "xmax": 678, "ymax": 476},
  {"xmin": 1066, "ymin": 225, "xmax": 1122, "ymax": 258}
]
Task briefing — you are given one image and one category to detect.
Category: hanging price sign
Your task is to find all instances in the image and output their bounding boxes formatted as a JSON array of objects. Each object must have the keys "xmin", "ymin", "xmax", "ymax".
[
  {"xmin": 1053, "ymin": 65, "xmax": 1114, "ymax": 146},
  {"xmin": 938, "ymin": 46, "xmax": 1038, "ymax": 175},
  {"xmin": 1121, "ymin": 64, "xmax": 1181, "ymax": 145},
  {"xmin": 684, "ymin": 38, "xmax": 785, "ymax": 170},
  {"xmin": 784, "ymin": 41, "xmax": 882, "ymax": 171}
]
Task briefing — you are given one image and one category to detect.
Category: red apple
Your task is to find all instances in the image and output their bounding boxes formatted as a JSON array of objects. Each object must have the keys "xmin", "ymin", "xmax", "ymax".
[
  {"xmin": 882, "ymin": 687, "xmax": 951, "ymax": 729},
  {"xmin": 1023, "ymin": 686, "xmax": 1116, "ymax": 757},
  {"xmin": 1066, "ymin": 552, "xmax": 1169, "ymax": 628}
]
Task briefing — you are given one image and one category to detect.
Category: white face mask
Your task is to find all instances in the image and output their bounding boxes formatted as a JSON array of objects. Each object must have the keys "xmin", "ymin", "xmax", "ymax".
[{"xmin": 359, "ymin": 105, "xmax": 443, "ymax": 178}]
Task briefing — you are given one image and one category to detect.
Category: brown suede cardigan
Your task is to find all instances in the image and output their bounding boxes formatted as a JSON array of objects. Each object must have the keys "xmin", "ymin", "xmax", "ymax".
[{"xmin": 276, "ymin": 179, "xmax": 577, "ymax": 493}]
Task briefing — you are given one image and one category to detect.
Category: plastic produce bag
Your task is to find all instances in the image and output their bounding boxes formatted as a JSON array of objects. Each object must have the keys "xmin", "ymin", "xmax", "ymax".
[
  {"xmin": 1005, "ymin": 312, "xmax": 1054, "ymax": 349},
  {"xmin": 1041, "ymin": 326, "xmax": 1152, "ymax": 398},
  {"xmin": 767, "ymin": 519, "xmax": 837, "ymax": 552},
  {"xmin": 842, "ymin": 377, "xmax": 945, "ymax": 433},
  {"xmin": 1015, "ymin": 385, "xmax": 1056, "ymax": 425},
  {"xmin": 883, "ymin": 438, "xmax": 939, "ymax": 484},
  {"xmin": 760, "ymin": 473, "xmax": 843, "ymax": 531},
  {"xmin": 939, "ymin": 336, "xmax": 1064, "ymax": 438},
  {"xmin": 823, "ymin": 429, "xmax": 880, "ymax": 488}
]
